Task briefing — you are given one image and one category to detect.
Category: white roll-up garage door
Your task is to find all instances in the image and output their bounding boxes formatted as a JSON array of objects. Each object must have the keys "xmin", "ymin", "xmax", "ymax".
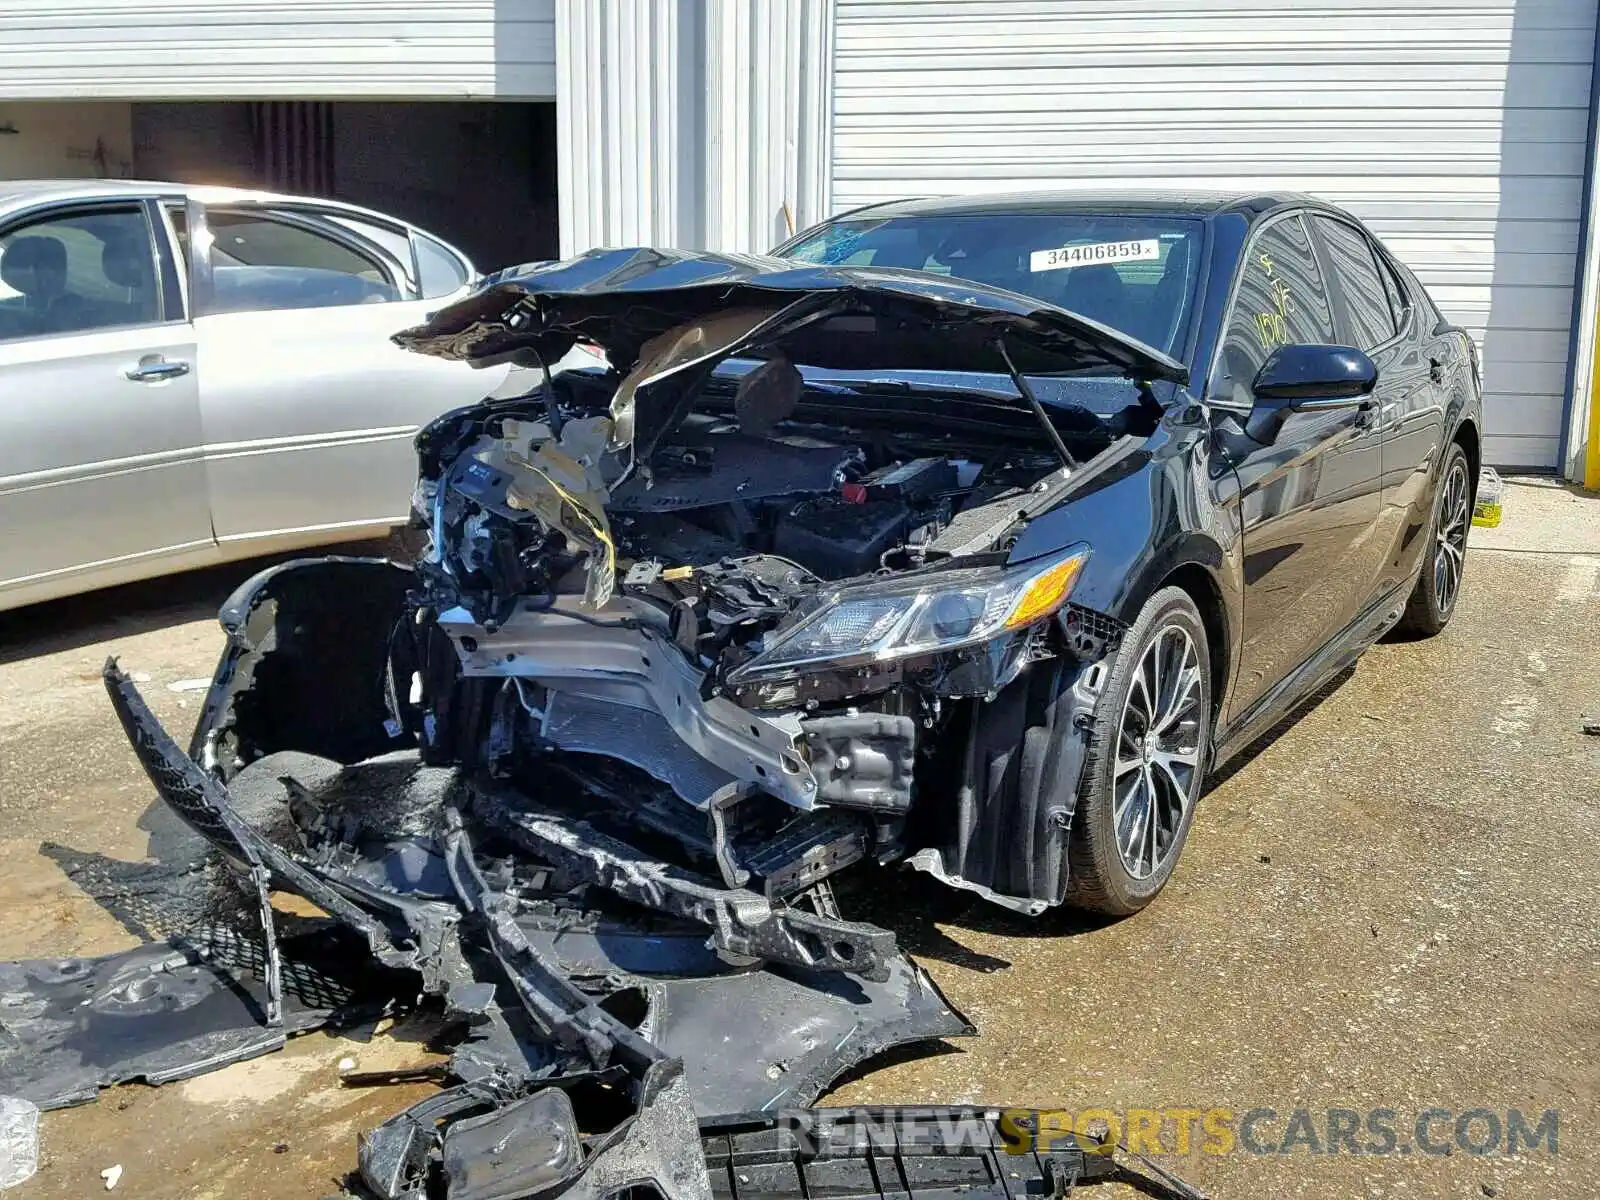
[{"xmin": 830, "ymin": 0, "xmax": 1597, "ymax": 468}]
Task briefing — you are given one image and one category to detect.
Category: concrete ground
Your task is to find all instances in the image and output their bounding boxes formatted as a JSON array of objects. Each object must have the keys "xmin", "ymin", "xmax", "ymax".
[{"xmin": 1, "ymin": 481, "xmax": 1596, "ymax": 1199}]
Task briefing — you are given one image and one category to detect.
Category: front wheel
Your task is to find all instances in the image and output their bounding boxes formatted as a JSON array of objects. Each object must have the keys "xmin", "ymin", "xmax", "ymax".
[
  {"xmin": 1397, "ymin": 443, "xmax": 1472, "ymax": 637},
  {"xmin": 1067, "ymin": 586, "xmax": 1211, "ymax": 916}
]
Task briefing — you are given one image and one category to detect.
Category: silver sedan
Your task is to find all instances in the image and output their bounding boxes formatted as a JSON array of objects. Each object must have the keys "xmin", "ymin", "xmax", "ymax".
[{"xmin": 0, "ymin": 180, "xmax": 513, "ymax": 612}]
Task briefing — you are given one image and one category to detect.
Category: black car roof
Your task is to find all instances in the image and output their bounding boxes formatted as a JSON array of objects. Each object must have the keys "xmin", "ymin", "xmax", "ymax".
[{"xmin": 828, "ymin": 189, "xmax": 1325, "ymax": 222}]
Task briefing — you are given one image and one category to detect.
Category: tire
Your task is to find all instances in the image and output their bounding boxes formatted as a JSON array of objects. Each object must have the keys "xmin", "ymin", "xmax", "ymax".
[
  {"xmin": 1067, "ymin": 586, "xmax": 1212, "ymax": 916},
  {"xmin": 1397, "ymin": 442, "xmax": 1472, "ymax": 637}
]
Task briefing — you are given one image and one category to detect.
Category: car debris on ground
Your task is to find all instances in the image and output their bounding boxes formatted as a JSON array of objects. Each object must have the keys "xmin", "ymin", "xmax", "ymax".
[{"xmin": 0, "ymin": 660, "xmax": 1202, "ymax": 1199}]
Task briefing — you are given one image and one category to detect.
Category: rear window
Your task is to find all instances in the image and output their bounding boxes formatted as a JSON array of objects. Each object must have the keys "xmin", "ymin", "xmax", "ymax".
[
  {"xmin": 203, "ymin": 209, "xmax": 401, "ymax": 313},
  {"xmin": 780, "ymin": 212, "xmax": 1202, "ymax": 358}
]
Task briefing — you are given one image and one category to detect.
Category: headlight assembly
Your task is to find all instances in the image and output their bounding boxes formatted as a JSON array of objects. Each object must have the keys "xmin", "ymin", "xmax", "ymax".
[{"xmin": 727, "ymin": 544, "xmax": 1089, "ymax": 682}]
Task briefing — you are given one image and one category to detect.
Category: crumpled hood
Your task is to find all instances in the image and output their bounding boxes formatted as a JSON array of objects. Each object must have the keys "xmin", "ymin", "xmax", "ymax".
[{"xmin": 393, "ymin": 247, "xmax": 1187, "ymax": 385}]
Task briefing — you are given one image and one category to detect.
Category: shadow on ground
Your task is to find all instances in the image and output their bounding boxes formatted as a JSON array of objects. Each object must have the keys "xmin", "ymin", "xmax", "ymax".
[{"xmin": 0, "ymin": 537, "xmax": 402, "ymax": 666}]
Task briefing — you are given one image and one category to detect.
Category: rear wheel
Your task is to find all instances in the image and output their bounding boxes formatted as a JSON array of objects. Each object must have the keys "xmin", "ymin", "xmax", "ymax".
[
  {"xmin": 1398, "ymin": 443, "xmax": 1472, "ymax": 636},
  {"xmin": 1067, "ymin": 586, "xmax": 1211, "ymax": 915}
]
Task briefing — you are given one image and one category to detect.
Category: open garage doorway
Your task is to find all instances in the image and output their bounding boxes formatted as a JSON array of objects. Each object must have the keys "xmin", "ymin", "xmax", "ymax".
[{"xmin": 131, "ymin": 100, "xmax": 557, "ymax": 275}]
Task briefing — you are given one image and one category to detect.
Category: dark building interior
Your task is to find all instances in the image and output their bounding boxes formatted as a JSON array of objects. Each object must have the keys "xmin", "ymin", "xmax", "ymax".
[{"xmin": 130, "ymin": 99, "xmax": 558, "ymax": 273}]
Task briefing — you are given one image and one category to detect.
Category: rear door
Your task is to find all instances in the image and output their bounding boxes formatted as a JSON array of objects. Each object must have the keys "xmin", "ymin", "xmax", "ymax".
[
  {"xmin": 1307, "ymin": 214, "xmax": 1437, "ymax": 598},
  {"xmin": 1373, "ymin": 247, "xmax": 1450, "ymax": 593},
  {"xmin": 183, "ymin": 199, "xmax": 497, "ymax": 545},
  {"xmin": 0, "ymin": 197, "xmax": 211, "ymax": 608},
  {"xmin": 1210, "ymin": 211, "xmax": 1385, "ymax": 726}
]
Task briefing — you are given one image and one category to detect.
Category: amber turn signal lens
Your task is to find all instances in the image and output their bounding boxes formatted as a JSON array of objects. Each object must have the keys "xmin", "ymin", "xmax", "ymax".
[{"xmin": 1003, "ymin": 554, "xmax": 1086, "ymax": 630}]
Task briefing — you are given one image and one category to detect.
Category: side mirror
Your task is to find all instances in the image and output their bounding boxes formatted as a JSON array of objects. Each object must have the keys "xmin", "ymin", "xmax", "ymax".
[{"xmin": 1245, "ymin": 344, "xmax": 1377, "ymax": 443}]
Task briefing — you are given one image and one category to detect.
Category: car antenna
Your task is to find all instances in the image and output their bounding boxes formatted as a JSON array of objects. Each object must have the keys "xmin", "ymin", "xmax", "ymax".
[{"xmin": 995, "ymin": 336, "xmax": 1076, "ymax": 470}]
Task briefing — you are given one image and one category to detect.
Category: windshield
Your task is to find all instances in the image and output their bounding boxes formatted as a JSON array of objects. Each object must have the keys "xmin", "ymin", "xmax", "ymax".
[{"xmin": 780, "ymin": 212, "xmax": 1202, "ymax": 359}]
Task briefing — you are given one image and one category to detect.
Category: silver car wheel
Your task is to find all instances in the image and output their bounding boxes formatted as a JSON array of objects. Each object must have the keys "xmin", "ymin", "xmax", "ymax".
[
  {"xmin": 1112, "ymin": 624, "xmax": 1203, "ymax": 880},
  {"xmin": 1434, "ymin": 459, "xmax": 1470, "ymax": 614}
]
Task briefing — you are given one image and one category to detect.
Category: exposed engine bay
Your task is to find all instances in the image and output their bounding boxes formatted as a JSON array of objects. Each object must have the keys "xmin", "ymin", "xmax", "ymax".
[
  {"xmin": 403, "ymin": 381, "xmax": 1091, "ymax": 892},
  {"xmin": 418, "ymin": 379, "xmax": 1093, "ymax": 678},
  {"xmin": 433, "ymin": 383, "xmax": 1080, "ymax": 590}
]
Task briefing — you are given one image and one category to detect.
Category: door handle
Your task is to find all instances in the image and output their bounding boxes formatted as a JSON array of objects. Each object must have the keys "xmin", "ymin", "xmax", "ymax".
[{"xmin": 125, "ymin": 356, "xmax": 191, "ymax": 382}]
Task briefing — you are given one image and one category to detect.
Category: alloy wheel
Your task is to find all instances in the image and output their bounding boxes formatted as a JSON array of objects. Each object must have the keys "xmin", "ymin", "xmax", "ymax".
[
  {"xmin": 1113, "ymin": 624, "xmax": 1204, "ymax": 880},
  {"xmin": 1434, "ymin": 460, "xmax": 1470, "ymax": 614}
]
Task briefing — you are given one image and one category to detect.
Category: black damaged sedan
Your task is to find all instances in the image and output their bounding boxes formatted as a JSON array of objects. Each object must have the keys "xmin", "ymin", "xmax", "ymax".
[{"xmin": 187, "ymin": 189, "xmax": 1482, "ymax": 931}]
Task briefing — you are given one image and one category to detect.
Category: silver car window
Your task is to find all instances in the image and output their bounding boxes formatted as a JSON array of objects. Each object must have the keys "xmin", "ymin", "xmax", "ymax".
[
  {"xmin": 204, "ymin": 208, "xmax": 403, "ymax": 315},
  {"xmin": 324, "ymin": 213, "xmax": 417, "ymax": 290},
  {"xmin": 0, "ymin": 205, "xmax": 162, "ymax": 342},
  {"xmin": 164, "ymin": 203, "xmax": 191, "ymax": 269},
  {"xmin": 414, "ymin": 231, "xmax": 470, "ymax": 299}
]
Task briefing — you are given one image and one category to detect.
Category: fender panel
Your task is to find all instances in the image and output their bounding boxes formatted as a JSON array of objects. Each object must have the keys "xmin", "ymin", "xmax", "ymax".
[{"xmin": 1005, "ymin": 411, "xmax": 1245, "ymax": 718}]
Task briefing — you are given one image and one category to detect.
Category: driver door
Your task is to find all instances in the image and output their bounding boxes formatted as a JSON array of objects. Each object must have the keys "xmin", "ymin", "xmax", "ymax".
[
  {"xmin": 0, "ymin": 197, "xmax": 211, "ymax": 609},
  {"xmin": 1211, "ymin": 212, "xmax": 1385, "ymax": 726}
]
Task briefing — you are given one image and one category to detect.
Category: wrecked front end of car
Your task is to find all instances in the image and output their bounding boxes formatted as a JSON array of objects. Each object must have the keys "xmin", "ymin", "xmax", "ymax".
[
  {"xmin": 367, "ymin": 247, "xmax": 1184, "ymax": 917},
  {"xmin": 2, "ymin": 248, "xmax": 1209, "ymax": 1200}
]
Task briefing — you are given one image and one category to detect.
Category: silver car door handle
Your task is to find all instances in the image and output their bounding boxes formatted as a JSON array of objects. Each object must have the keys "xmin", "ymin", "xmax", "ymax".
[{"xmin": 125, "ymin": 357, "xmax": 191, "ymax": 382}]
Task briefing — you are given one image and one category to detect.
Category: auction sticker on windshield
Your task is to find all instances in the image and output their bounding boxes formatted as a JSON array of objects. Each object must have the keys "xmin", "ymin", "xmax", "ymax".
[{"xmin": 1030, "ymin": 239, "xmax": 1160, "ymax": 272}]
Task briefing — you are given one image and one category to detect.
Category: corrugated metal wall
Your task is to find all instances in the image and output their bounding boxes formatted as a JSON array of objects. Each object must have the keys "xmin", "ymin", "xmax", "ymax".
[
  {"xmin": 703, "ymin": 0, "xmax": 834, "ymax": 252},
  {"xmin": 556, "ymin": 0, "xmax": 832, "ymax": 256},
  {"xmin": 830, "ymin": 0, "xmax": 1598, "ymax": 470},
  {"xmin": 250, "ymin": 102, "xmax": 335, "ymax": 194},
  {"xmin": 556, "ymin": 0, "xmax": 693, "ymax": 255},
  {"xmin": 0, "ymin": 0, "xmax": 556, "ymax": 99}
]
